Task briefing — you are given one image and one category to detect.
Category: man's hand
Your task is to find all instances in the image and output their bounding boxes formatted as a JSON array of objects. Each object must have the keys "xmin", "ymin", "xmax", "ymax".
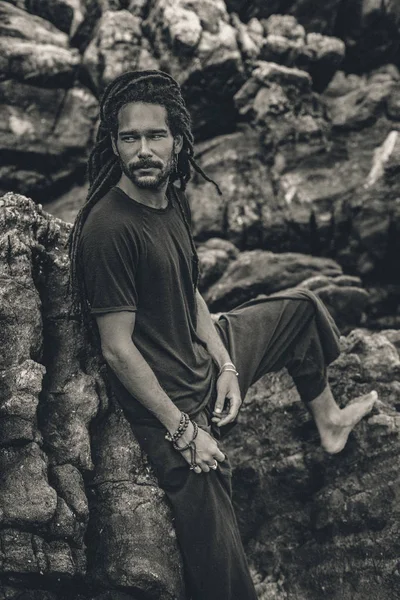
[
  {"xmin": 176, "ymin": 423, "xmax": 226, "ymax": 474},
  {"xmin": 211, "ymin": 371, "xmax": 242, "ymax": 428}
]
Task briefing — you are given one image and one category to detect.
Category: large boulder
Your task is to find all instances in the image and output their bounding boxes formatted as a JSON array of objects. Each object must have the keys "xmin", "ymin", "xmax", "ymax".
[
  {"xmin": 225, "ymin": 0, "xmax": 345, "ymax": 35},
  {"xmin": 234, "ymin": 61, "xmax": 330, "ymax": 161},
  {"xmin": 225, "ymin": 0, "xmax": 400, "ymax": 75},
  {"xmin": 1, "ymin": 194, "xmax": 400, "ymax": 599},
  {"xmin": 189, "ymin": 104, "xmax": 400, "ymax": 282},
  {"xmin": 82, "ymin": 10, "xmax": 159, "ymax": 92},
  {"xmin": 4, "ymin": 0, "xmax": 86, "ymax": 36},
  {"xmin": 0, "ymin": 2, "xmax": 81, "ymax": 86},
  {"xmin": 224, "ymin": 328, "xmax": 400, "ymax": 600},
  {"xmin": 0, "ymin": 80, "xmax": 98, "ymax": 200},
  {"xmin": 0, "ymin": 193, "xmax": 186, "ymax": 599},
  {"xmin": 143, "ymin": 0, "xmax": 246, "ymax": 138},
  {"xmin": 323, "ymin": 67, "xmax": 399, "ymax": 131}
]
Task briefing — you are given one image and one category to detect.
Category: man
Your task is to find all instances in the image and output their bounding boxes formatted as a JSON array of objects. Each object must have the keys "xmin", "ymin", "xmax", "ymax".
[{"xmin": 69, "ymin": 70, "xmax": 377, "ymax": 600}]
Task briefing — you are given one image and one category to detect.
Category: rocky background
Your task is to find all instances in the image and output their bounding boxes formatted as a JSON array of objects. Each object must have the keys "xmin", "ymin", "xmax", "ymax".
[{"xmin": 1, "ymin": 1, "xmax": 400, "ymax": 599}]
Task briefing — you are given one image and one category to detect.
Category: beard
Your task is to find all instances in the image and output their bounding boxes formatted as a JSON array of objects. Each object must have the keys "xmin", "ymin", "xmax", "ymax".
[{"xmin": 119, "ymin": 153, "xmax": 175, "ymax": 190}]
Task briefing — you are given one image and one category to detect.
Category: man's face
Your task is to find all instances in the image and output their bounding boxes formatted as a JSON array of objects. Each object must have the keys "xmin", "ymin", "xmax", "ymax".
[{"xmin": 112, "ymin": 102, "xmax": 181, "ymax": 189}]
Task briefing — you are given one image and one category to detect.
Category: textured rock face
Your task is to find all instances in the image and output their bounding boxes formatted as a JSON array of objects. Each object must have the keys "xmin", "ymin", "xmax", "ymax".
[
  {"xmin": 143, "ymin": 0, "xmax": 246, "ymax": 138},
  {"xmin": 225, "ymin": 0, "xmax": 400, "ymax": 74},
  {"xmin": 0, "ymin": 80, "xmax": 98, "ymax": 200},
  {"xmin": 1, "ymin": 195, "xmax": 399, "ymax": 599},
  {"xmin": 0, "ymin": 193, "xmax": 185, "ymax": 599},
  {"xmin": 224, "ymin": 328, "xmax": 400, "ymax": 599}
]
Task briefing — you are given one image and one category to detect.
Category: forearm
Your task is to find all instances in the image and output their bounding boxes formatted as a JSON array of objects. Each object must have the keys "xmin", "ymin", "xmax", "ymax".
[
  {"xmin": 196, "ymin": 290, "xmax": 232, "ymax": 368},
  {"xmin": 103, "ymin": 342, "xmax": 181, "ymax": 433}
]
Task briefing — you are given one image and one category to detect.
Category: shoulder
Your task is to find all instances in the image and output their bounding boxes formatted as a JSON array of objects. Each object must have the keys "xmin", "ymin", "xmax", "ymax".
[
  {"xmin": 81, "ymin": 188, "xmax": 141, "ymax": 242},
  {"xmin": 79, "ymin": 188, "xmax": 142, "ymax": 258}
]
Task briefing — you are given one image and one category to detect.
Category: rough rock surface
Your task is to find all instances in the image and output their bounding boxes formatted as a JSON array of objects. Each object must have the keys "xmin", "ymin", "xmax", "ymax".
[
  {"xmin": 234, "ymin": 61, "xmax": 330, "ymax": 160},
  {"xmin": 143, "ymin": 0, "xmax": 246, "ymax": 138},
  {"xmin": 224, "ymin": 328, "xmax": 400, "ymax": 600},
  {"xmin": 1, "ymin": 195, "xmax": 400, "ymax": 600},
  {"xmin": 0, "ymin": 193, "xmax": 185, "ymax": 599},
  {"xmin": 0, "ymin": 2, "xmax": 81, "ymax": 85},
  {"xmin": 83, "ymin": 10, "xmax": 159, "ymax": 92},
  {"xmin": 225, "ymin": 0, "xmax": 400, "ymax": 74},
  {"xmin": 0, "ymin": 80, "xmax": 98, "ymax": 201},
  {"xmin": 203, "ymin": 250, "xmax": 370, "ymax": 332}
]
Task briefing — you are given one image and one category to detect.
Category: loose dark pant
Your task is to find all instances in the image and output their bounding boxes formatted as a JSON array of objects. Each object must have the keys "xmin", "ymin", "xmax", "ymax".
[{"xmin": 129, "ymin": 293, "xmax": 340, "ymax": 600}]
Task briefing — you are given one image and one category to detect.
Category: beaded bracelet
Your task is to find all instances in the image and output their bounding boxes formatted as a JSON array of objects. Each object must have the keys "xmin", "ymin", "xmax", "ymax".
[
  {"xmin": 172, "ymin": 421, "xmax": 199, "ymax": 470},
  {"xmin": 165, "ymin": 411, "xmax": 190, "ymax": 443}
]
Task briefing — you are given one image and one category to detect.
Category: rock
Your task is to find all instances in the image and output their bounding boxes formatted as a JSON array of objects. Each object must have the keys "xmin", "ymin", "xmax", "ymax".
[
  {"xmin": 204, "ymin": 250, "xmax": 343, "ymax": 311},
  {"xmin": 5, "ymin": 0, "xmax": 86, "ymax": 36},
  {"xmin": 50, "ymin": 464, "xmax": 89, "ymax": 521},
  {"xmin": 0, "ymin": 2, "xmax": 80, "ymax": 86},
  {"xmin": 0, "ymin": 193, "xmax": 186, "ymax": 598},
  {"xmin": 89, "ymin": 409, "xmax": 185, "ymax": 598},
  {"xmin": 299, "ymin": 32, "xmax": 345, "ymax": 90},
  {"xmin": 225, "ymin": 0, "xmax": 344, "ymax": 35},
  {"xmin": 234, "ymin": 61, "xmax": 330, "ymax": 160},
  {"xmin": 258, "ymin": 16, "xmax": 345, "ymax": 90},
  {"xmin": 386, "ymin": 83, "xmax": 400, "ymax": 120},
  {"xmin": 143, "ymin": 0, "xmax": 245, "ymax": 138},
  {"xmin": 197, "ymin": 238, "xmax": 239, "ymax": 291},
  {"xmin": 337, "ymin": 0, "xmax": 400, "ymax": 73},
  {"xmin": 365, "ymin": 285, "xmax": 400, "ymax": 330},
  {"xmin": 41, "ymin": 182, "xmax": 88, "ymax": 224},
  {"xmin": 224, "ymin": 328, "xmax": 400, "ymax": 599},
  {"xmin": 230, "ymin": 13, "xmax": 261, "ymax": 61},
  {"xmin": 1, "ymin": 194, "xmax": 400, "ymax": 598},
  {"xmin": 323, "ymin": 65, "xmax": 396, "ymax": 131},
  {"xmin": 0, "ymin": 443, "xmax": 57, "ymax": 526},
  {"xmin": 364, "ymin": 130, "xmax": 399, "ymax": 188},
  {"xmin": 188, "ymin": 127, "xmax": 277, "ymax": 248},
  {"xmin": 298, "ymin": 274, "xmax": 369, "ymax": 331},
  {"xmin": 83, "ymin": 10, "xmax": 158, "ymax": 92},
  {"xmin": 0, "ymin": 81, "xmax": 98, "ymax": 200},
  {"xmin": 0, "ymin": 529, "xmax": 86, "ymax": 577}
]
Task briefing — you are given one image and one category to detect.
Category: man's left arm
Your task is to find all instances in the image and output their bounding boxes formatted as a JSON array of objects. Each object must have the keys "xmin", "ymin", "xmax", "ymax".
[{"xmin": 196, "ymin": 289, "xmax": 242, "ymax": 427}]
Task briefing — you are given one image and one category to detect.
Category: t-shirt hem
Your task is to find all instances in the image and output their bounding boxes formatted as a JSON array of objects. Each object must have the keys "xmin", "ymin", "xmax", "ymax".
[{"xmin": 90, "ymin": 306, "xmax": 138, "ymax": 315}]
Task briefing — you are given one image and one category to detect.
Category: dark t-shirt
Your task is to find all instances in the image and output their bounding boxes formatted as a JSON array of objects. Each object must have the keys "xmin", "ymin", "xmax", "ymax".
[{"xmin": 79, "ymin": 184, "xmax": 216, "ymax": 421}]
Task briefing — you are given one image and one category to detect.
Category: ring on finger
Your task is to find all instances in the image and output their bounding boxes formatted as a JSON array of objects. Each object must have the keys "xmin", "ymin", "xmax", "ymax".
[{"xmin": 210, "ymin": 460, "xmax": 218, "ymax": 470}]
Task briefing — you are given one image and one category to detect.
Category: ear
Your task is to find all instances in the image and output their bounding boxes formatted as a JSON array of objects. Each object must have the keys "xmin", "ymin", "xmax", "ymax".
[
  {"xmin": 111, "ymin": 136, "xmax": 118, "ymax": 156},
  {"xmin": 174, "ymin": 135, "xmax": 183, "ymax": 154}
]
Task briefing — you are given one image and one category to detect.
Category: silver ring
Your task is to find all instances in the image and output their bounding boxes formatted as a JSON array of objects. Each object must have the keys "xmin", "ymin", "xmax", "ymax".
[{"xmin": 210, "ymin": 461, "xmax": 218, "ymax": 470}]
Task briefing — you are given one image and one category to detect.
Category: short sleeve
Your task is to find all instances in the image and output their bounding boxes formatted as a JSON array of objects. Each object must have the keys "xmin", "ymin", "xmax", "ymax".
[{"xmin": 79, "ymin": 222, "xmax": 139, "ymax": 315}]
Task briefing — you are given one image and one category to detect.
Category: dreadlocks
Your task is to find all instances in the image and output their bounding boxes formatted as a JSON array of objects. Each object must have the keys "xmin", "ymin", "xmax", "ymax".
[{"xmin": 68, "ymin": 69, "xmax": 221, "ymax": 339}]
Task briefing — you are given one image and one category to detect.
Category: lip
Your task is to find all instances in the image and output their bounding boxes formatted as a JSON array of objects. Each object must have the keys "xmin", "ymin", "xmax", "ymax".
[{"xmin": 136, "ymin": 166, "xmax": 159, "ymax": 171}]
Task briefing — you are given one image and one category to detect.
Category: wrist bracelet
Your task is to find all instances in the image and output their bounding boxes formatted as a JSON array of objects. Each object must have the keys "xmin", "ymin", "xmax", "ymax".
[
  {"xmin": 218, "ymin": 362, "xmax": 239, "ymax": 377},
  {"xmin": 165, "ymin": 412, "xmax": 190, "ymax": 443}
]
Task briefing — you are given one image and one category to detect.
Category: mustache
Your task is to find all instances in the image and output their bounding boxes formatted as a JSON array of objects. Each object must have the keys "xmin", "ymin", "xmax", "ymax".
[{"xmin": 131, "ymin": 160, "xmax": 163, "ymax": 170}]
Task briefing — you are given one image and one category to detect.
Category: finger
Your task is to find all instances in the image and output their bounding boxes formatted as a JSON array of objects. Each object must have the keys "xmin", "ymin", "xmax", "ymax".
[
  {"xmin": 214, "ymin": 448, "xmax": 226, "ymax": 461},
  {"xmin": 193, "ymin": 465, "xmax": 202, "ymax": 474},
  {"xmin": 216, "ymin": 402, "xmax": 240, "ymax": 427},
  {"xmin": 213, "ymin": 385, "xmax": 227, "ymax": 416}
]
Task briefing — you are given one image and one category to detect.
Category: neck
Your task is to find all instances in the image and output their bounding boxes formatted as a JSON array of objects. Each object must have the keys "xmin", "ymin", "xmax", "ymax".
[{"xmin": 116, "ymin": 174, "xmax": 169, "ymax": 208}]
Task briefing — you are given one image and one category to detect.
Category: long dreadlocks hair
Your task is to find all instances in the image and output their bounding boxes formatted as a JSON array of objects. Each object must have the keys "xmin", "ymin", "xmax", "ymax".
[{"xmin": 68, "ymin": 69, "xmax": 221, "ymax": 344}]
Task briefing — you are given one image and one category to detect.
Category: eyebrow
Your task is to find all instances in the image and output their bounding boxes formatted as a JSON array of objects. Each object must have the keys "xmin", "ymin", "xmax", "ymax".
[{"xmin": 118, "ymin": 128, "xmax": 168, "ymax": 136}]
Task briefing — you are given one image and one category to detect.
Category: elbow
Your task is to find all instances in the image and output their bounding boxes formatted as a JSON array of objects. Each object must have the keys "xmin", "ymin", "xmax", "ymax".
[{"xmin": 101, "ymin": 340, "xmax": 131, "ymax": 367}]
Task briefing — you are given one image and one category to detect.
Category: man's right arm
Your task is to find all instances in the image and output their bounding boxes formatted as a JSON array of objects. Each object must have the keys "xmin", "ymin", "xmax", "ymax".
[{"xmin": 96, "ymin": 310, "xmax": 225, "ymax": 473}]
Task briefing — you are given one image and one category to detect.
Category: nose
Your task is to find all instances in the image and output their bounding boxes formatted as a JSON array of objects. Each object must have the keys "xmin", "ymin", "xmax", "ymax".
[{"xmin": 138, "ymin": 136, "xmax": 152, "ymax": 158}]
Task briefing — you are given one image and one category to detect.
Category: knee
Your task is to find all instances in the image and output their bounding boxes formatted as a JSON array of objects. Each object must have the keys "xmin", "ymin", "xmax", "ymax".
[{"xmin": 294, "ymin": 293, "xmax": 317, "ymax": 320}]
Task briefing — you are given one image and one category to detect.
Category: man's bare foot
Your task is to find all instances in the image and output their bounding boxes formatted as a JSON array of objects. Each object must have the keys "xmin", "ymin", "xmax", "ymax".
[{"xmin": 308, "ymin": 388, "xmax": 378, "ymax": 454}]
